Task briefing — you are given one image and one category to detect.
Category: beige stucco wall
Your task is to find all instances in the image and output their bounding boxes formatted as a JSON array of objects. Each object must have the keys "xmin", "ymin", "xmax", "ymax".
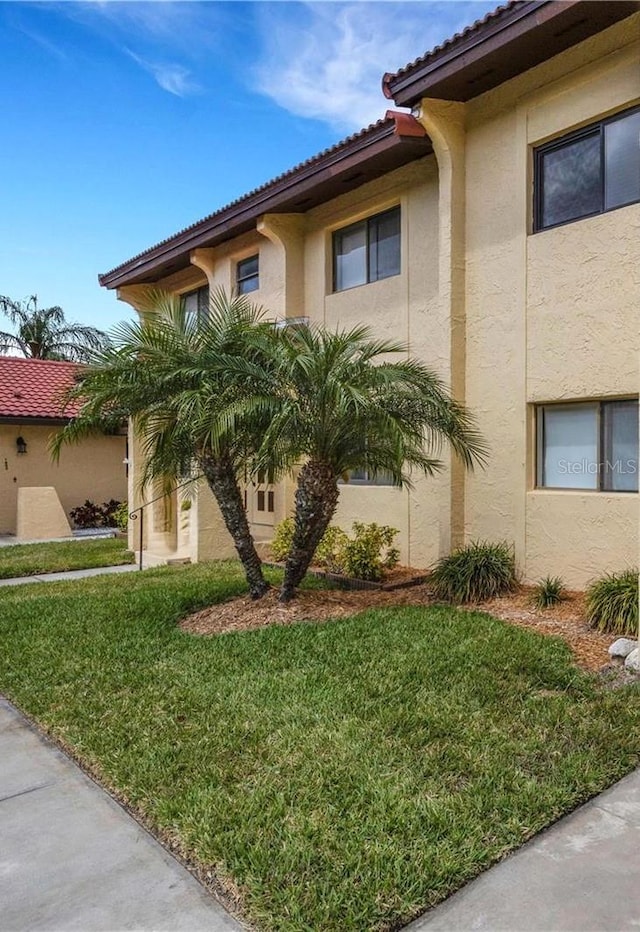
[
  {"xmin": 462, "ymin": 14, "xmax": 639, "ymax": 587},
  {"xmin": 0, "ymin": 423, "xmax": 127, "ymax": 536},
  {"xmin": 303, "ymin": 157, "xmax": 452, "ymax": 568},
  {"xmin": 127, "ymin": 13, "xmax": 639, "ymax": 587}
]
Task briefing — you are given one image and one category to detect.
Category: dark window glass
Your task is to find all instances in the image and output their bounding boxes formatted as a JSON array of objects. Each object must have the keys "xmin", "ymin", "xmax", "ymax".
[
  {"xmin": 605, "ymin": 110, "xmax": 640, "ymax": 210},
  {"xmin": 535, "ymin": 106, "xmax": 640, "ymax": 231},
  {"xmin": 540, "ymin": 132, "xmax": 601, "ymax": 228},
  {"xmin": 333, "ymin": 207, "xmax": 400, "ymax": 292},
  {"xmin": 183, "ymin": 285, "xmax": 209, "ymax": 325},
  {"xmin": 334, "ymin": 222, "xmax": 367, "ymax": 291},
  {"xmin": 237, "ymin": 255, "xmax": 259, "ymax": 294},
  {"xmin": 369, "ymin": 207, "xmax": 401, "ymax": 281},
  {"xmin": 257, "ymin": 490, "xmax": 265, "ymax": 512},
  {"xmin": 267, "ymin": 491, "xmax": 274, "ymax": 513}
]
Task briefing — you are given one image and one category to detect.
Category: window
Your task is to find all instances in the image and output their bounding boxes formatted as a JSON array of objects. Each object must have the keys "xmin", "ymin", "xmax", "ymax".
[
  {"xmin": 537, "ymin": 400, "xmax": 638, "ymax": 491},
  {"xmin": 183, "ymin": 285, "xmax": 209, "ymax": 325},
  {"xmin": 333, "ymin": 206, "xmax": 400, "ymax": 292},
  {"xmin": 535, "ymin": 107, "xmax": 640, "ymax": 231},
  {"xmin": 346, "ymin": 468, "xmax": 395, "ymax": 486},
  {"xmin": 237, "ymin": 254, "xmax": 259, "ymax": 294}
]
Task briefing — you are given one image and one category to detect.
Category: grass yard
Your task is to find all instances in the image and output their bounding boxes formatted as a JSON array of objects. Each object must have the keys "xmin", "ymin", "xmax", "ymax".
[
  {"xmin": 1, "ymin": 561, "xmax": 639, "ymax": 931},
  {"xmin": 0, "ymin": 537, "xmax": 133, "ymax": 579}
]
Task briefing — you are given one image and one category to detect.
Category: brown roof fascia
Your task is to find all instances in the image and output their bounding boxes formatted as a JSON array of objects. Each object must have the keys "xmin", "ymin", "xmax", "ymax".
[
  {"xmin": 383, "ymin": 1, "xmax": 640, "ymax": 106},
  {"xmin": 99, "ymin": 112, "xmax": 430, "ymax": 290}
]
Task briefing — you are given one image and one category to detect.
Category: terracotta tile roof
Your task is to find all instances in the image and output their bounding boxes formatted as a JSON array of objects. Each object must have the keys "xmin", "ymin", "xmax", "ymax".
[
  {"xmin": 0, "ymin": 357, "xmax": 82, "ymax": 420},
  {"xmin": 383, "ymin": 1, "xmax": 523, "ymax": 86},
  {"xmin": 100, "ymin": 112, "xmax": 429, "ymax": 285}
]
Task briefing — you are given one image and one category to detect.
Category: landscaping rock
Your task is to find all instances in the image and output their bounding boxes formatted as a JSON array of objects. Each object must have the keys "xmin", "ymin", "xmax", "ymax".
[
  {"xmin": 624, "ymin": 648, "xmax": 640, "ymax": 672},
  {"xmin": 608, "ymin": 638, "xmax": 638, "ymax": 660}
]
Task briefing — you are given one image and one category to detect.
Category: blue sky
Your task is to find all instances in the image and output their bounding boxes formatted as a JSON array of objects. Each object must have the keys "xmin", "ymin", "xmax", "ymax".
[{"xmin": 0, "ymin": 1, "xmax": 496, "ymax": 331}]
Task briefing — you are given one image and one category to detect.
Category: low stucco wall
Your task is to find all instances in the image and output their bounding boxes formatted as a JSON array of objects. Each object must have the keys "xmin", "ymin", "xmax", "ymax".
[{"xmin": 0, "ymin": 424, "xmax": 127, "ymax": 535}]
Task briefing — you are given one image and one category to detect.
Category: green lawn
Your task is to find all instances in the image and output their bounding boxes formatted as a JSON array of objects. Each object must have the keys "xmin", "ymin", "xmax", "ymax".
[
  {"xmin": 1, "ymin": 561, "xmax": 639, "ymax": 931},
  {"xmin": 0, "ymin": 537, "xmax": 133, "ymax": 579}
]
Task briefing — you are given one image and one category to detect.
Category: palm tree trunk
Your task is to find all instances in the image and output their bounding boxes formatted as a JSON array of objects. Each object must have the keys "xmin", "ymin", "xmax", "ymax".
[
  {"xmin": 199, "ymin": 453, "xmax": 269, "ymax": 600},
  {"xmin": 280, "ymin": 460, "xmax": 339, "ymax": 602}
]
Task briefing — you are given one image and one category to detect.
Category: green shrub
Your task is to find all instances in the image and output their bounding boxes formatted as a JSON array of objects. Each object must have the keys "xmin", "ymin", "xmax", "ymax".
[
  {"xmin": 315, "ymin": 526, "xmax": 349, "ymax": 573},
  {"xmin": 270, "ymin": 519, "xmax": 399, "ymax": 581},
  {"xmin": 271, "ymin": 518, "xmax": 295, "ymax": 562},
  {"xmin": 586, "ymin": 569, "xmax": 639, "ymax": 636},
  {"xmin": 113, "ymin": 501, "xmax": 129, "ymax": 532},
  {"xmin": 339, "ymin": 522, "xmax": 399, "ymax": 581},
  {"xmin": 532, "ymin": 575, "xmax": 566, "ymax": 609},
  {"xmin": 429, "ymin": 540, "xmax": 517, "ymax": 604}
]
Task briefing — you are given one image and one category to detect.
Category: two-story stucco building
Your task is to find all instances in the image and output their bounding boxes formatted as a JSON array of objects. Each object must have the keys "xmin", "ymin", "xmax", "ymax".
[{"xmin": 99, "ymin": 0, "xmax": 640, "ymax": 588}]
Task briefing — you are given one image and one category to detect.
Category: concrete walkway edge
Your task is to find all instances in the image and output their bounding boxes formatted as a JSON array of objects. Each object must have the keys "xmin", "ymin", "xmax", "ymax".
[
  {"xmin": 0, "ymin": 563, "xmax": 139, "ymax": 587},
  {"xmin": 408, "ymin": 765, "xmax": 640, "ymax": 931},
  {"xmin": 0, "ymin": 697, "xmax": 243, "ymax": 931}
]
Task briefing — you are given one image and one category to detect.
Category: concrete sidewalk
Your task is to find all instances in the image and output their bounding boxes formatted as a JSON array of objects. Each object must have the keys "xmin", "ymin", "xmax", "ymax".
[
  {"xmin": 409, "ymin": 768, "xmax": 640, "ymax": 931},
  {"xmin": 0, "ymin": 563, "xmax": 138, "ymax": 587},
  {"xmin": 0, "ymin": 698, "xmax": 242, "ymax": 931}
]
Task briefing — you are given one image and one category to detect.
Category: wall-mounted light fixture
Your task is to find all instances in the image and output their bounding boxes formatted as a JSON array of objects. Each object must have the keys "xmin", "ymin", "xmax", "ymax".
[{"xmin": 16, "ymin": 436, "xmax": 27, "ymax": 455}]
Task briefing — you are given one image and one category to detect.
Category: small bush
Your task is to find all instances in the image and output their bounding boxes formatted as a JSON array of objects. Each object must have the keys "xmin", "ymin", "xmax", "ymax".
[
  {"xmin": 532, "ymin": 576, "xmax": 566, "ymax": 609},
  {"xmin": 270, "ymin": 519, "xmax": 399, "ymax": 581},
  {"xmin": 271, "ymin": 518, "xmax": 295, "ymax": 562},
  {"xmin": 586, "ymin": 569, "xmax": 639, "ymax": 636},
  {"xmin": 70, "ymin": 499, "xmax": 123, "ymax": 529},
  {"xmin": 315, "ymin": 526, "xmax": 349, "ymax": 573},
  {"xmin": 339, "ymin": 522, "xmax": 399, "ymax": 581},
  {"xmin": 429, "ymin": 540, "xmax": 517, "ymax": 604},
  {"xmin": 112, "ymin": 501, "xmax": 129, "ymax": 532}
]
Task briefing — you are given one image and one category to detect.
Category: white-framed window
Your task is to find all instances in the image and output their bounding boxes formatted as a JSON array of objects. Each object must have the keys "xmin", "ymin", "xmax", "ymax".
[
  {"xmin": 237, "ymin": 254, "xmax": 259, "ymax": 294},
  {"xmin": 182, "ymin": 285, "xmax": 209, "ymax": 325},
  {"xmin": 333, "ymin": 206, "xmax": 401, "ymax": 292},
  {"xmin": 534, "ymin": 106, "xmax": 640, "ymax": 232},
  {"xmin": 537, "ymin": 400, "xmax": 638, "ymax": 492}
]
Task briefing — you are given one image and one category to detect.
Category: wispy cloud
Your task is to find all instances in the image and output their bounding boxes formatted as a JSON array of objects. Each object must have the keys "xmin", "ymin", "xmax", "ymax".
[
  {"xmin": 252, "ymin": 2, "xmax": 497, "ymax": 133},
  {"xmin": 49, "ymin": 0, "xmax": 226, "ymax": 96},
  {"xmin": 125, "ymin": 48, "xmax": 200, "ymax": 97}
]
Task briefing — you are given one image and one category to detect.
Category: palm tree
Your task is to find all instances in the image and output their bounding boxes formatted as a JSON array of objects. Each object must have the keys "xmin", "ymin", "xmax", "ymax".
[
  {"xmin": 0, "ymin": 294, "xmax": 108, "ymax": 361},
  {"xmin": 257, "ymin": 324, "xmax": 487, "ymax": 602},
  {"xmin": 52, "ymin": 288, "xmax": 275, "ymax": 599}
]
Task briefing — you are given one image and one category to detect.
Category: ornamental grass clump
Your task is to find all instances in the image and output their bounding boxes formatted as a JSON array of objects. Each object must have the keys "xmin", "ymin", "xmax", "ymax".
[
  {"xmin": 585, "ymin": 569, "xmax": 639, "ymax": 636},
  {"xmin": 532, "ymin": 575, "xmax": 566, "ymax": 609},
  {"xmin": 429, "ymin": 540, "xmax": 517, "ymax": 604}
]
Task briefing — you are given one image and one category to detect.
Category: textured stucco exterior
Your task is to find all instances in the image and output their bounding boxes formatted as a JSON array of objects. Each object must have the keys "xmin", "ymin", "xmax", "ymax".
[
  {"xmin": 119, "ymin": 13, "xmax": 639, "ymax": 588},
  {"xmin": 460, "ymin": 14, "xmax": 639, "ymax": 586},
  {"xmin": 0, "ymin": 423, "xmax": 127, "ymax": 536}
]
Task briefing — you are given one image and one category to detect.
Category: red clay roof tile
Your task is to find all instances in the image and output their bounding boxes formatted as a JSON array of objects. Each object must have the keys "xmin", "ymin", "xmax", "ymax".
[{"xmin": 0, "ymin": 357, "xmax": 82, "ymax": 420}]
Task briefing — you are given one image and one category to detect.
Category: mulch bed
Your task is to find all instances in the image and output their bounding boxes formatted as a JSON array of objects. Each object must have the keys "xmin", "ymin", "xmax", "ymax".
[{"xmin": 179, "ymin": 579, "xmax": 622, "ymax": 673}]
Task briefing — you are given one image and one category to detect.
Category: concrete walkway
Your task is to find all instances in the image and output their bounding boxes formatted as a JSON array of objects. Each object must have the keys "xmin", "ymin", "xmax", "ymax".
[
  {"xmin": 0, "ymin": 698, "xmax": 242, "ymax": 931},
  {"xmin": 409, "ymin": 768, "xmax": 640, "ymax": 931},
  {"xmin": 0, "ymin": 563, "xmax": 138, "ymax": 587}
]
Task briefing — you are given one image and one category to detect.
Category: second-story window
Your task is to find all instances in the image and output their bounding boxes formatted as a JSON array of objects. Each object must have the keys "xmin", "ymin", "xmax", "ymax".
[
  {"xmin": 333, "ymin": 206, "xmax": 401, "ymax": 292},
  {"xmin": 237, "ymin": 254, "xmax": 259, "ymax": 294},
  {"xmin": 183, "ymin": 285, "xmax": 209, "ymax": 325},
  {"xmin": 534, "ymin": 106, "xmax": 640, "ymax": 231}
]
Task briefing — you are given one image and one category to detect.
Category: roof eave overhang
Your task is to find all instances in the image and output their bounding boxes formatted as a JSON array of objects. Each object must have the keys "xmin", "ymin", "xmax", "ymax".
[
  {"xmin": 100, "ymin": 114, "xmax": 432, "ymax": 290},
  {"xmin": 383, "ymin": 1, "xmax": 640, "ymax": 107},
  {"xmin": 0, "ymin": 415, "xmax": 72, "ymax": 426}
]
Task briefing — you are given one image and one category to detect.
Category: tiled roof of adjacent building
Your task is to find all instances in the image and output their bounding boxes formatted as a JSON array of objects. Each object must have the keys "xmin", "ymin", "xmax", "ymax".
[{"xmin": 0, "ymin": 357, "xmax": 82, "ymax": 420}]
